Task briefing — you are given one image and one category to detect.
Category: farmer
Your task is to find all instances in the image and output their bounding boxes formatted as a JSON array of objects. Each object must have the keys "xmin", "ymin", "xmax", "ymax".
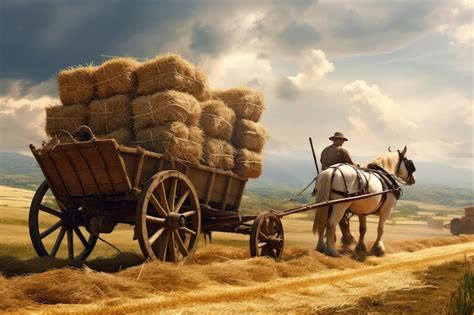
[{"xmin": 320, "ymin": 131, "xmax": 356, "ymax": 245}]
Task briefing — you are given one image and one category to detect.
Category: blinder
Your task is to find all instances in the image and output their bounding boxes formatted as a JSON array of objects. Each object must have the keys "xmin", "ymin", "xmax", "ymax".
[{"xmin": 397, "ymin": 150, "xmax": 416, "ymax": 177}]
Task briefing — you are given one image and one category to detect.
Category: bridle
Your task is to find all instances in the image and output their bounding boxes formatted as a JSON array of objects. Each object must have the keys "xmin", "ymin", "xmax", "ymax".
[{"xmin": 395, "ymin": 150, "xmax": 416, "ymax": 181}]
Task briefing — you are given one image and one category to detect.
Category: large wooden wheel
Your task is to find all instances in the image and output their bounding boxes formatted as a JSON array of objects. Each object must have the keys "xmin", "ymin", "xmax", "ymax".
[
  {"xmin": 136, "ymin": 170, "xmax": 201, "ymax": 262},
  {"xmin": 250, "ymin": 212, "xmax": 284, "ymax": 260},
  {"xmin": 29, "ymin": 181, "xmax": 97, "ymax": 260}
]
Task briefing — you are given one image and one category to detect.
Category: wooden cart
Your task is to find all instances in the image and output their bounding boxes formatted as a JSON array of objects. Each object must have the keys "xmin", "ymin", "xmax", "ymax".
[{"xmin": 29, "ymin": 136, "xmax": 285, "ymax": 262}]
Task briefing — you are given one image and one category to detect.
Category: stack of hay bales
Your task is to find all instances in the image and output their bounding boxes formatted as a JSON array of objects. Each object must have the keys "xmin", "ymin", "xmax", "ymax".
[
  {"xmin": 212, "ymin": 88, "xmax": 266, "ymax": 178},
  {"xmin": 47, "ymin": 53, "xmax": 268, "ymax": 180}
]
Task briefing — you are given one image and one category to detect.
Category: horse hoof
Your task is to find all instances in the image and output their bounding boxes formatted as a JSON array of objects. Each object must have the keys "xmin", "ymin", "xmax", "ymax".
[
  {"xmin": 326, "ymin": 247, "xmax": 341, "ymax": 257},
  {"xmin": 371, "ymin": 245, "xmax": 385, "ymax": 257},
  {"xmin": 355, "ymin": 243, "xmax": 368, "ymax": 254},
  {"xmin": 316, "ymin": 243, "xmax": 326, "ymax": 253}
]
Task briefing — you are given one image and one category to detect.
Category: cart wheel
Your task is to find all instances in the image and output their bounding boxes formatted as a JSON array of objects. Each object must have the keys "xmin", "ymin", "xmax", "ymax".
[
  {"xmin": 29, "ymin": 181, "xmax": 97, "ymax": 260},
  {"xmin": 450, "ymin": 218, "xmax": 463, "ymax": 236},
  {"xmin": 136, "ymin": 170, "xmax": 201, "ymax": 262},
  {"xmin": 250, "ymin": 212, "xmax": 284, "ymax": 260}
]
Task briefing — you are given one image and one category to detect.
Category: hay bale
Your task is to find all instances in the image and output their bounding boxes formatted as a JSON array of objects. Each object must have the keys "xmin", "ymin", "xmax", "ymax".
[
  {"xmin": 58, "ymin": 66, "xmax": 96, "ymax": 105},
  {"xmin": 132, "ymin": 90, "xmax": 201, "ymax": 130},
  {"xmin": 134, "ymin": 122, "xmax": 202, "ymax": 163},
  {"xmin": 45, "ymin": 104, "xmax": 88, "ymax": 136},
  {"xmin": 203, "ymin": 138, "xmax": 235, "ymax": 171},
  {"xmin": 97, "ymin": 128, "xmax": 133, "ymax": 145},
  {"xmin": 95, "ymin": 57, "xmax": 140, "ymax": 99},
  {"xmin": 234, "ymin": 148, "xmax": 262, "ymax": 179},
  {"xmin": 136, "ymin": 54, "xmax": 209, "ymax": 100},
  {"xmin": 189, "ymin": 126, "xmax": 204, "ymax": 146},
  {"xmin": 232, "ymin": 119, "xmax": 267, "ymax": 153},
  {"xmin": 89, "ymin": 94, "xmax": 131, "ymax": 134},
  {"xmin": 212, "ymin": 87, "xmax": 264, "ymax": 122},
  {"xmin": 199, "ymin": 100, "xmax": 235, "ymax": 141}
]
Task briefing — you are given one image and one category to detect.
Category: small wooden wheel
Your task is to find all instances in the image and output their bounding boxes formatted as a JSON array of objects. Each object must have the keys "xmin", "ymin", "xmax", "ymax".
[
  {"xmin": 250, "ymin": 212, "xmax": 284, "ymax": 260},
  {"xmin": 29, "ymin": 181, "xmax": 97, "ymax": 260},
  {"xmin": 136, "ymin": 170, "xmax": 201, "ymax": 262},
  {"xmin": 450, "ymin": 218, "xmax": 463, "ymax": 236}
]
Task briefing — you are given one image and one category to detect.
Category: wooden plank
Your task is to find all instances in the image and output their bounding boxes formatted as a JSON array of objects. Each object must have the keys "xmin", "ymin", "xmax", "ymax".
[
  {"xmin": 95, "ymin": 140, "xmax": 131, "ymax": 192},
  {"xmin": 233, "ymin": 180, "xmax": 247, "ymax": 211},
  {"xmin": 41, "ymin": 152, "xmax": 70, "ymax": 197},
  {"xmin": 29, "ymin": 145, "xmax": 66, "ymax": 198},
  {"xmin": 221, "ymin": 176, "xmax": 232, "ymax": 211},
  {"xmin": 62, "ymin": 145, "xmax": 99, "ymax": 196},
  {"xmin": 133, "ymin": 150, "xmax": 145, "ymax": 190},
  {"xmin": 204, "ymin": 172, "xmax": 215, "ymax": 205}
]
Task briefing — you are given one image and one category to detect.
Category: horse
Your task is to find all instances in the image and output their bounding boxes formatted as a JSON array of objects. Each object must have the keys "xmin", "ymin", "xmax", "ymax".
[{"xmin": 313, "ymin": 146, "xmax": 416, "ymax": 257}]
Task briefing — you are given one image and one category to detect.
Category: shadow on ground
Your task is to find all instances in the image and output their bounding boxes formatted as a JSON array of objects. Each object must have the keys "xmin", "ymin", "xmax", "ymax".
[{"xmin": 0, "ymin": 253, "xmax": 144, "ymax": 277}]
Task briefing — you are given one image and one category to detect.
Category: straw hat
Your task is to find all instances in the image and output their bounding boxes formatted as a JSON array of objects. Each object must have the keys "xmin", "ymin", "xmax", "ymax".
[{"xmin": 329, "ymin": 131, "xmax": 348, "ymax": 141}]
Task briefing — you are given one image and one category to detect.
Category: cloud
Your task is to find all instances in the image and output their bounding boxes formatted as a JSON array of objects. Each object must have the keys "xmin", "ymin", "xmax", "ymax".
[
  {"xmin": 204, "ymin": 52, "xmax": 273, "ymax": 89},
  {"xmin": 288, "ymin": 49, "xmax": 334, "ymax": 89},
  {"xmin": 436, "ymin": 1, "xmax": 474, "ymax": 47},
  {"xmin": 0, "ymin": 104, "xmax": 46, "ymax": 152},
  {"xmin": 343, "ymin": 80, "xmax": 416, "ymax": 132}
]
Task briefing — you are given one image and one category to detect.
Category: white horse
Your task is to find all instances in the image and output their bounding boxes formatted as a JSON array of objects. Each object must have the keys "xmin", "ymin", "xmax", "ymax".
[{"xmin": 313, "ymin": 146, "xmax": 416, "ymax": 257}]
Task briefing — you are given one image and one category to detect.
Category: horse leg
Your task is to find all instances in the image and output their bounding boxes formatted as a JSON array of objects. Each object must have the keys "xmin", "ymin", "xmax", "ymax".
[
  {"xmin": 315, "ymin": 206, "xmax": 328, "ymax": 253},
  {"xmin": 326, "ymin": 203, "xmax": 347, "ymax": 257},
  {"xmin": 371, "ymin": 204, "xmax": 393, "ymax": 257},
  {"xmin": 355, "ymin": 215, "xmax": 368, "ymax": 253},
  {"xmin": 339, "ymin": 212, "xmax": 356, "ymax": 245}
]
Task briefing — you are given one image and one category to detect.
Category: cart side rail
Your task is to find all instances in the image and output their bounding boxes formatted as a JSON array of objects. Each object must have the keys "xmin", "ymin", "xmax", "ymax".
[{"xmin": 30, "ymin": 139, "xmax": 132, "ymax": 198}]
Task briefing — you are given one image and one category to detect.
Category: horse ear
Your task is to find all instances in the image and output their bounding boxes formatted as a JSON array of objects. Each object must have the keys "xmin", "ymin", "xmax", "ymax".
[
  {"xmin": 401, "ymin": 145, "xmax": 407, "ymax": 156},
  {"xmin": 388, "ymin": 146, "xmax": 392, "ymax": 152}
]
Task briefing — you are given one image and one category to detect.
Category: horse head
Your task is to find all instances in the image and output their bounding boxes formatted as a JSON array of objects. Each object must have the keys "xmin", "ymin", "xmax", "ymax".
[{"xmin": 395, "ymin": 145, "xmax": 416, "ymax": 185}]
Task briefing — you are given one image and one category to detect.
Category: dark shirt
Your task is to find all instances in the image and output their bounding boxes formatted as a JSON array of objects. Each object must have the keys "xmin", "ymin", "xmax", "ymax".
[{"xmin": 320, "ymin": 144, "xmax": 355, "ymax": 169}]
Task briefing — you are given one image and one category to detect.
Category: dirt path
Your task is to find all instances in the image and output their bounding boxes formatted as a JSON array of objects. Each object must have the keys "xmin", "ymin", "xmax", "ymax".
[{"xmin": 37, "ymin": 242, "xmax": 473, "ymax": 314}]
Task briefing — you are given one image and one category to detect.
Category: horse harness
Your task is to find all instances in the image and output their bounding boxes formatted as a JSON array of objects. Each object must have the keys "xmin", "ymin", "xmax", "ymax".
[{"xmin": 325, "ymin": 163, "xmax": 402, "ymax": 216}]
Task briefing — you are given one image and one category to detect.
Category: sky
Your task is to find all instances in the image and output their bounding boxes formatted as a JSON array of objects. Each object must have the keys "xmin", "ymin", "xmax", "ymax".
[{"xmin": 0, "ymin": 0, "xmax": 473, "ymax": 170}]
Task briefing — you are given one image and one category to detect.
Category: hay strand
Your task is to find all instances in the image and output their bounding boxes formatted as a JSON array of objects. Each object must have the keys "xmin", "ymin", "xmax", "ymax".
[{"xmin": 97, "ymin": 128, "xmax": 134, "ymax": 145}]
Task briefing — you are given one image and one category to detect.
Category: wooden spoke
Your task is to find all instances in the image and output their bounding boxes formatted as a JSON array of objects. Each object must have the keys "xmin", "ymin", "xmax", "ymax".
[
  {"xmin": 40, "ymin": 220, "xmax": 63, "ymax": 239},
  {"xmin": 168, "ymin": 178, "xmax": 178, "ymax": 212},
  {"xmin": 182, "ymin": 210, "xmax": 195, "ymax": 218},
  {"xmin": 158, "ymin": 183, "xmax": 170, "ymax": 213},
  {"xmin": 150, "ymin": 195, "xmax": 167, "ymax": 217},
  {"xmin": 149, "ymin": 227, "xmax": 166, "ymax": 245},
  {"xmin": 268, "ymin": 218, "xmax": 275, "ymax": 235},
  {"xmin": 259, "ymin": 231, "xmax": 268, "ymax": 241},
  {"xmin": 182, "ymin": 227, "xmax": 197, "ymax": 236},
  {"xmin": 39, "ymin": 205, "xmax": 62, "ymax": 218},
  {"xmin": 258, "ymin": 242, "xmax": 267, "ymax": 248},
  {"xmin": 174, "ymin": 231, "xmax": 189, "ymax": 257},
  {"xmin": 73, "ymin": 227, "xmax": 89, "ymax": 248},
  {"xmin": 50, "ymin": 227, "xmax": 66, "ymax": 257},
  {"xmin": 67, "ymin": 229, "xmax": 74, "ymax": 259},
  {"xmin": 146, "ymin": 215, "xmax": 165, "ymax": 225},
  {"xmin": 167, "ymin": 233, "xmax": 177, "ymax": 262},
  {"xmin": 157, "ymin": 231, "xmax": 170, "ymax": 260},
  {"xmin": 175, "ymin": 190, "xmax": 190, "ymax": 213}
]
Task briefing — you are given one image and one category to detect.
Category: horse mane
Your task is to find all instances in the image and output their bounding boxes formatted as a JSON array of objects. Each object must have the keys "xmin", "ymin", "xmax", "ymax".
[{"xmin": 370, "ymin": 152, "xmax": 398, "ymax": 174}]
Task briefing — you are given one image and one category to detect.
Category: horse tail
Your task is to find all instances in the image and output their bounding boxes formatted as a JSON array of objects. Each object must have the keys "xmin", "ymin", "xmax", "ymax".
[{"xmin": 312, "ymin": 170, "xmax": 333, "ymax": 234}]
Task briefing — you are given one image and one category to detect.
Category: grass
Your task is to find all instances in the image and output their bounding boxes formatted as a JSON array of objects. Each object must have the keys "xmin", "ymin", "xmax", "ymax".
[{"xmin": 443, "ymin": 263, "xmax": 473, "ymax": 315}]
